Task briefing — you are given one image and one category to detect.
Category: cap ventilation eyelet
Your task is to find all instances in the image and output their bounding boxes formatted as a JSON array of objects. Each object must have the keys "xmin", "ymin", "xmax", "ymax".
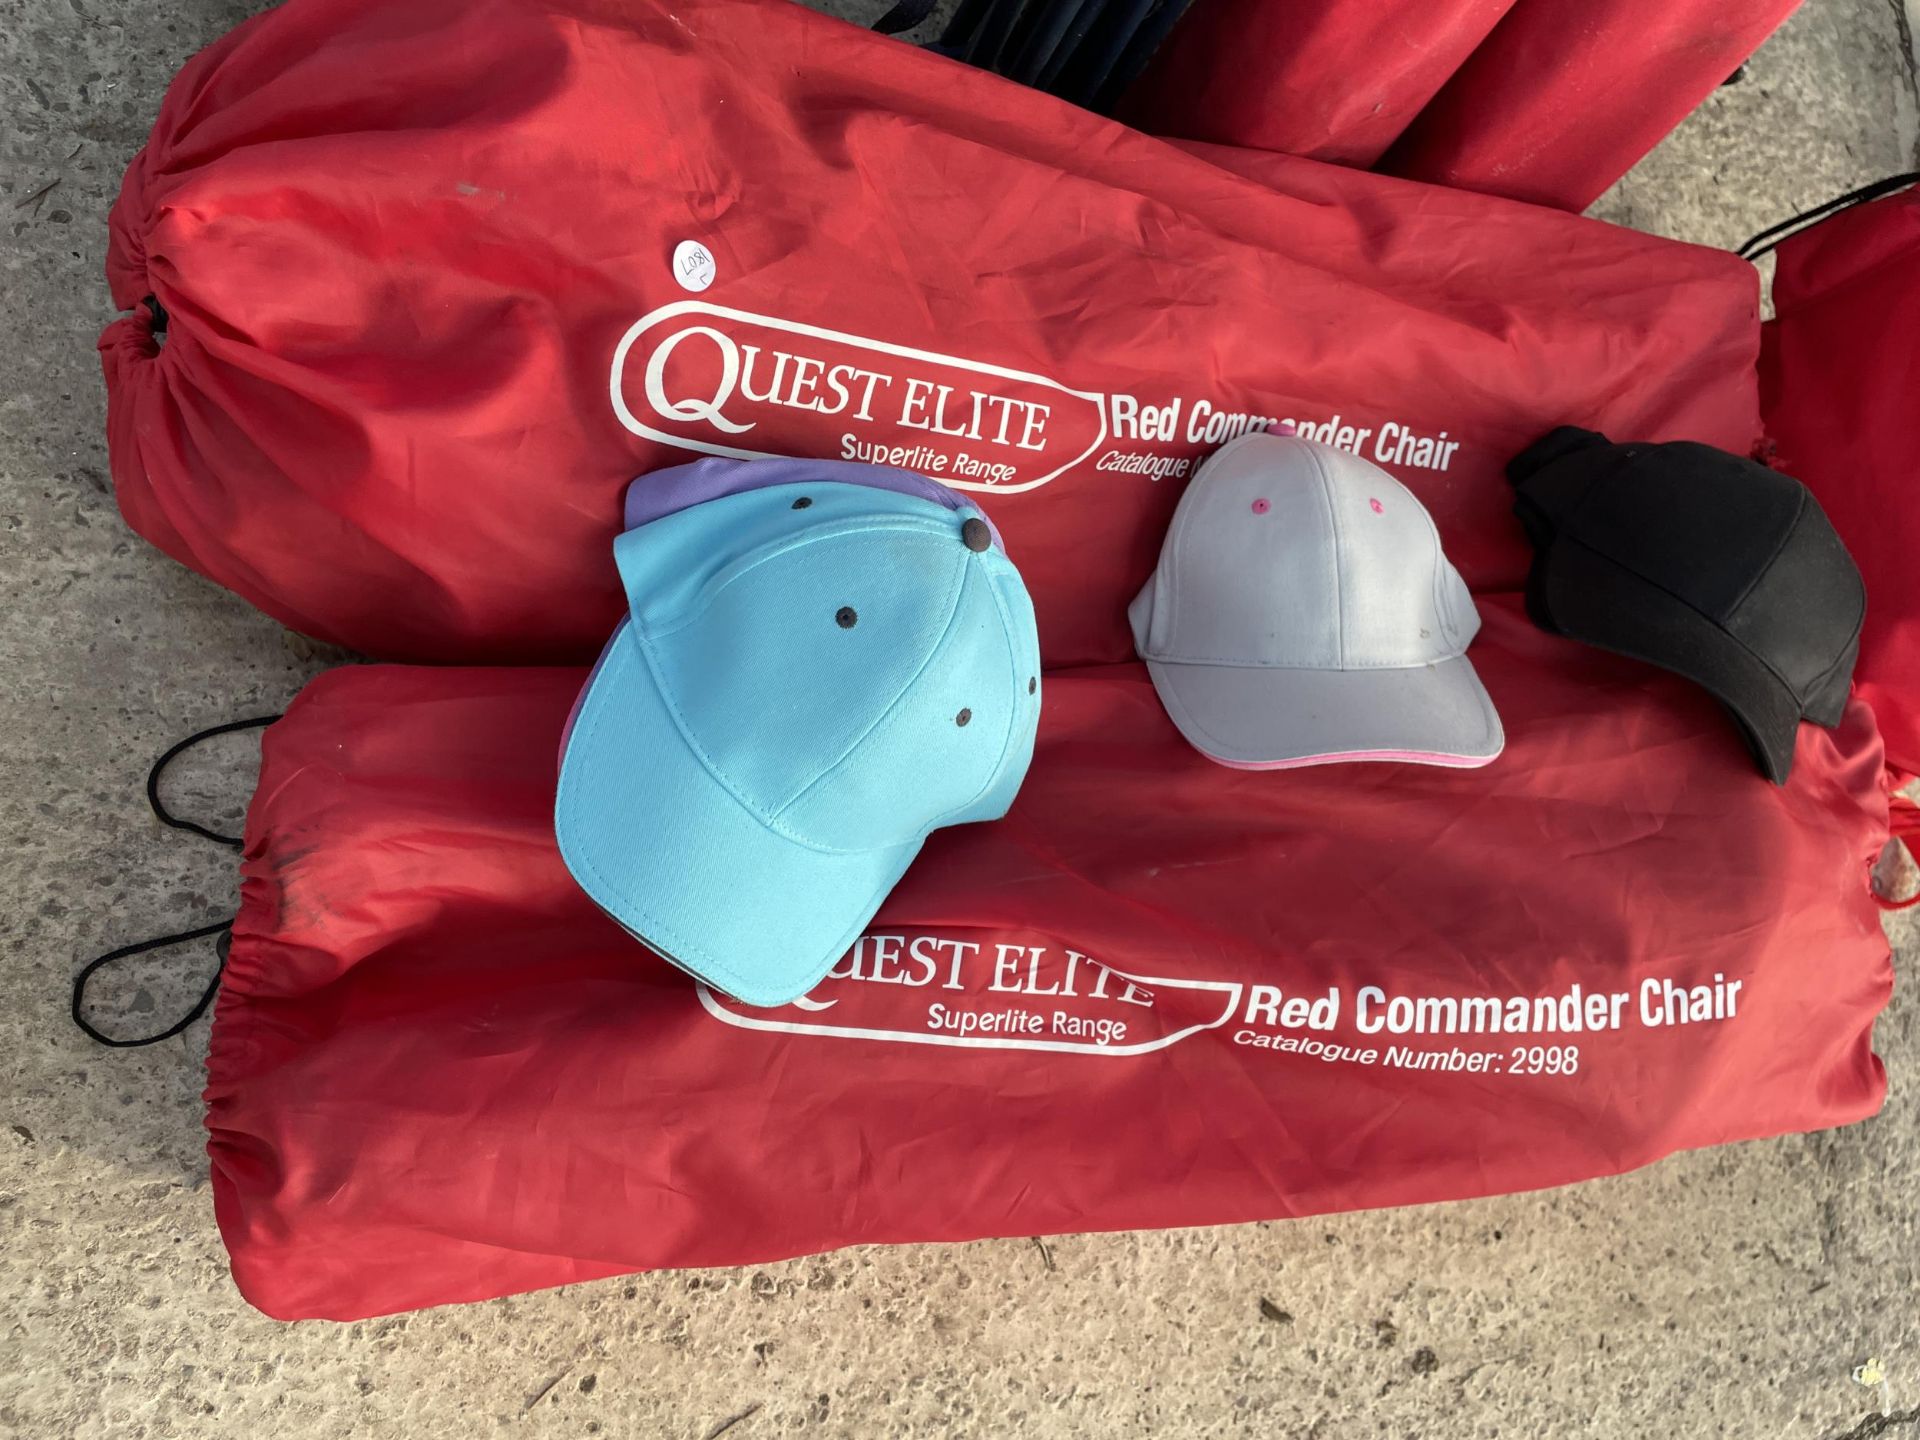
[
  {"xmin": 835, "ymin": 606, "xmax": 857, "ymax": 629},
  {"xmin": 955, "ymin": 708, "xmax": 972, "ymax": 727},
  {"xmin": 792, "ymin": 496, "xmax": 812, "ymax": 509},
  {"xmin": 1028, "ymin": 677, "xmax": 1037, "ymax": 694},
  {"xmin": 1251, "ymin": 498, "xmax": 1271, "ymax": 515}
]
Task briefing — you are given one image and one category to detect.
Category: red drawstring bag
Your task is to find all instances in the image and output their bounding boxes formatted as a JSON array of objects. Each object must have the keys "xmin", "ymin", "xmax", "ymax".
[
  {"xmin": 215, "ymin": 624, "xmax": 1890, "ymax": 1321},
  {"xmin": 1377, "ymin": 0, "xmax": 1802, "ymax": 211},
  {"xmin": 1120, "ymin": 0, "xmax": 1516, "ymax": 166},
  {"xmin": 93, "ymin": 0, "xmax": 1892, "ymax": 1324},
  {"xmin": 102, "ymin": 0, "xmax": 1762, "ymax": 665},
  {"xmin": 1121, "ymin": 0, "xmax": 1798, "ymax": 213},
  {"xmin": 1760, "ymin": 180, "xmax": 1920, "ymax": 840}
]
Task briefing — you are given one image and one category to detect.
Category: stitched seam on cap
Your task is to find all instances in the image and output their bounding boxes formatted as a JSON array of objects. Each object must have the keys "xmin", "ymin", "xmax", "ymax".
[
  {"xmin": 1725, "ymin": 485, "xmax": 1806, "ymax": 616},
  {"xmin": 639, "ymin": 514, "xmax": 958, "ymax": 643},
  {"xmin": 630, "ymin": 636, "xmax": 850, "ymax": 853},
  {"xmin": 1553, "ymin": 532, "xmax": 1801, "ymax": 696},
  {"xmin": 1427, "ymin": 499, "xmax": 1451, "ymax": 643},
  {"xmin": 1163, "ymin": 447, "xmax": 1204, "ymax": 655},
  {"xmin": 912, "ymin": 559, "xmax": 1031, "ymax": 833},
  {"xmin": 1799, "ymin": 594, "xmax": 1867, "ymax": 696},
  {"xmin": 1164, "ymin": 431, "xmax": 1269, "ymax": 660},
  {"xmin": 556, "ymin": 649, "xmax": 916, "ymax": 999},
  {"xmin": 771, "ymin": 542, "xmax": 971, "ymax": 831},
  {"xmin": 1308, "ymin": 443, "xmax": 1346, "ymax": 667},
  {"xmin": 637, "ymin": 602, "xmax": 922, "ymax": 859},
  {"xmin": 1800, "ymin": 640, "xmax": 1857, "ymax": 699}
]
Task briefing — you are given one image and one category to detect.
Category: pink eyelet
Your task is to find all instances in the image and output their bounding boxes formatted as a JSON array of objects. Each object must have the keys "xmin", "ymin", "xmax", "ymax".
[
  {"xmin": 1250, "ymin": 498, "xmax": 1271, "ymax": 515},
  {"xmin": 1369, "ymin": 498, "xmax": 1384, "ymax": 514}
]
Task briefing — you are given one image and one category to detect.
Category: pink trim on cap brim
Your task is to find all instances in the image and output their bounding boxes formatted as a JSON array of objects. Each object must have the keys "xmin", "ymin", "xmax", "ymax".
[{"xmin": 1203, "ymin": 747, "xmax": 1502, "ymax": 771}]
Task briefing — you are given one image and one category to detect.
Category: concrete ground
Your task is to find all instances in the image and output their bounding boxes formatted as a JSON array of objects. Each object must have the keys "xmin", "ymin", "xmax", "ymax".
[{"xmin": 3, "ymin": 0, "xmax": 1917, "ymax": 1434}]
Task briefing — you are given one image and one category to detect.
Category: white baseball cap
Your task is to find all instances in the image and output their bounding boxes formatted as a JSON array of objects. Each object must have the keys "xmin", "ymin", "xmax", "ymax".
[{"xmin": 1128, "ymin": 432, "xmax": 1504, "ymax": 769}]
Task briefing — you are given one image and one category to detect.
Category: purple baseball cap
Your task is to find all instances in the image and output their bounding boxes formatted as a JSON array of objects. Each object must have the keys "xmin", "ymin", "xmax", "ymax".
[{"xmin": 624, "ymin": 456, "xmax": 1005, "ymax": 550}]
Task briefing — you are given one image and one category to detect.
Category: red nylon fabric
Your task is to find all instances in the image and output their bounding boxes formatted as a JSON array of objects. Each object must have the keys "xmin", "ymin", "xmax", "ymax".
[
  {"xmin": 216, "ymin": 631, "xmax": 1891, "ymax": 1321},
  {"xmin": 1761, "ymin": 186, "xmax": 1920, "ymax": 815},
  {"xmin": 102, "ymin": 0, "xmax": 1890, "ymax": 1325},
  {"xmin": 1378, "ymin": 0, "xmax": 1803, "ymax": 211},
  {"xmin": 1121, "ymin": 0, "xmax": 1517, "ymax": 166},
  {"xmin": 101, "ymin": 0, "xmax": 1762, "ymax": 665}
]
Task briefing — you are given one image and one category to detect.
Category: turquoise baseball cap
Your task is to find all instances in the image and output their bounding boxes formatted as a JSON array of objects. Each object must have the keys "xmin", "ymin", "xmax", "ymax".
[{"xmin": 556, "ymin": 466, "xmax": 1042, "ymax": 1007}]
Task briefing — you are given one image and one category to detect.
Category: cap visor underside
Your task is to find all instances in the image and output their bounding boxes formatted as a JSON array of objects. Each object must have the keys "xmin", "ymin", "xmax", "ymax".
[
  {"xmin": 1144, "ymin": 654, "xmax": 1505, "ymax": 769},
  {"xmin": 555, "ymin": 622, "xmax": 921, "ymax": 1006}
]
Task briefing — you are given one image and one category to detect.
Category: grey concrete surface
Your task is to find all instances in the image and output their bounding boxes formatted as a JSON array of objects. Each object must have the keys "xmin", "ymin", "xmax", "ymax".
[
  {"xmin": 1588, "ymin": 0, "xmax": 1919, "ymax": 250},
  {"xmin": 3, "ymin": 0, "xmax": 1917, "ymax": 1436}
]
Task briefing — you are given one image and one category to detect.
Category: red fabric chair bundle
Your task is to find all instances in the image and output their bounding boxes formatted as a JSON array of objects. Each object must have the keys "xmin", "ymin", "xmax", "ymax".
[
  {"xmin": 101, "ymin": 0, "xmax": 1764, "ymax": 666},
  {"xmin": 1124, "ymin": 0, "xmax": 1803, "ymax": 213},
  {"xmin": 1121, "ymin": 0, "xmax": 1517, "ymax": 167},
  {"xmin": 220, "ymin": 635, "xmax": 1890, "ymax": 1321},
  {"xmin": 92, "ymin": 0, "xmax": 1896, "ymax": 1322},
  {"xmin": 1760, "ymin": 182, "xmax": 1920, "ymax": 825},
  {"xmin": 1374, "ymin": 0, "xmax": 1803, "ymax": 211}
]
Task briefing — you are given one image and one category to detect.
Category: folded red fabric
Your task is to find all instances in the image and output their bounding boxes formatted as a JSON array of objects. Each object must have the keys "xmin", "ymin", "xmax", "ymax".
[
  {"xmin": 1378, "ymin": 0, "xmax": 1802, "ymax": 211},
  {"xmin": 1762, "ymin": 184, "xmax": 1920, "ymax": 819},
  {"xmin": 103, "ymin": 0, "xmax": 1761, "ymax": 664},
  {"xmin": 213, "ymin": 636, "xmax": 1889, "ymax": 1319},
  {"xmin": 1123, "ymin": 0, "xmax": 1517, "ymax": 165}
]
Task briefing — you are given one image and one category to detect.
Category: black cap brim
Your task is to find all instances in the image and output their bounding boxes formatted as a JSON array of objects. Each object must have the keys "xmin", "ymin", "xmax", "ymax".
[{"xmin": 1534, "ymin": 539, "xmax": 1804, "ymax": 784}]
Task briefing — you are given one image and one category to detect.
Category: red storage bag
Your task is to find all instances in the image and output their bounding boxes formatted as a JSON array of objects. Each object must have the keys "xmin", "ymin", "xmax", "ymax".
[
  {"xmin": 1378, "ymin": 0, "xmax": 1802, "ymax": 212},
  {"xmin": 1760, "ymin": 182, "xmax": 1920, "ymax": 826},
  {"xmin": 215, "ymin": 639, "xmax": 1891, "ymax": 1321},
  {"xmin": 1120, "ymin": 0, "xmax": 1516, "ymax": 166},
  {"xmin": 102, "ymin": 0, "xmax": 1763, "ymax": 664}
]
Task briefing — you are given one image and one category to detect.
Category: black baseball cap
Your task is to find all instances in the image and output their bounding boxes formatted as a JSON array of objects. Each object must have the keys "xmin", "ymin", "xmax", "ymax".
[{"xmin": 1509, "ymin": 427, "xmax": 1865, "ymax": 785}]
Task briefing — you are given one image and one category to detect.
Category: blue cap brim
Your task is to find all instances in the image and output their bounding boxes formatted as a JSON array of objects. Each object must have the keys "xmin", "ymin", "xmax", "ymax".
[{"xmin": 555, "ymin": 620, "xmax": 922, "ymax": 1007}]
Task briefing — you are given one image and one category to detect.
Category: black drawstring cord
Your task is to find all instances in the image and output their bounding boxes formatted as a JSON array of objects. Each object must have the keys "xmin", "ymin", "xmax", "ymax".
[
  {"xmin": 1736, "ymin": 171, "xmax": 1918, "ymax": 261},
  {"xmin": 146, "ymin": 713, "xmax": 277, "ymax": 846},
  {"xmin": 71, "ymin": 921, "xmax": 233, "ymax": 1048},
  {"xmin": 72, "ymin": 714, "xmax": 279, "ymax": 1048}
]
